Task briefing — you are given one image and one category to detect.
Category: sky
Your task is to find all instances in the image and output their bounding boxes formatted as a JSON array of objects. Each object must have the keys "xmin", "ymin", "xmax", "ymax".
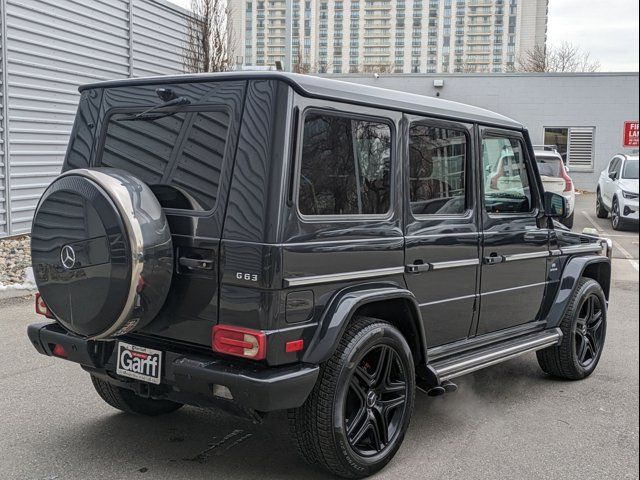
[{"xmin": 166, "ymin": 0, "xmax": 640, "ymax": 71}]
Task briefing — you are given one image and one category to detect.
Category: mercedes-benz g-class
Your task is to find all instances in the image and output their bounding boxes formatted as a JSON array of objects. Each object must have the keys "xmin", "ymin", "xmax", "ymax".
[{"xmin": 28, "ymin": 72, "xmax": 612, "ymax": 478}]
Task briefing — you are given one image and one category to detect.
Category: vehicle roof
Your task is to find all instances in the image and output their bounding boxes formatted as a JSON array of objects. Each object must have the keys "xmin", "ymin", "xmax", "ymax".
[
  {"xmin": 78, "ymin": 71, "xmax": 524, "ymax": 130},
  {"xmin": 533, "ymin": 149, "xmax": 563, "ymax": 158},
  {"xmin": 619, "ymin": 154, "xmax": 639, "ymax": 161}
]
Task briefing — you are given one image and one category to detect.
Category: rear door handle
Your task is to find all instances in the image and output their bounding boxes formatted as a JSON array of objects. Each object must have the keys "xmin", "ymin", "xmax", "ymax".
[{"xmin": 179, "ymin": 257, "xmax": 214, "ymax": 270}]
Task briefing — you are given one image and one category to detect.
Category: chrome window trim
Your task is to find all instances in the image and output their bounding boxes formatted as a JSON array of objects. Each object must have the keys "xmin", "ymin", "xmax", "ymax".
[{"xmin": 284, "ymin": 266, "xmax": 405, "ymax": 287}]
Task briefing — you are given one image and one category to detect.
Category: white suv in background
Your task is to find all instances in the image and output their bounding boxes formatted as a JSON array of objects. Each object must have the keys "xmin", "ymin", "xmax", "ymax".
[
  {"xmin": 597, "ymin": 154, "xmax": 639, "ymax": 230},
  {"xmin": 534, "ymin": 146, "xmax": 576, "ymax": 228}
]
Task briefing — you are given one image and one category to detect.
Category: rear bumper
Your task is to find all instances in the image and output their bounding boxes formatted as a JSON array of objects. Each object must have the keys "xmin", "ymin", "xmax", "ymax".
[{"xmin": 28, "ymin": 322, "xmax": 319, "ymax": 413}]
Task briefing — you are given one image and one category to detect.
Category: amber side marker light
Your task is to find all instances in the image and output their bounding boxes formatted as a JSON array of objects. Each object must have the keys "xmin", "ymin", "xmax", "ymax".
[
  {"xmin": 212, "ymin": 325, "xmax": 267, "ymax": 360},
  {"xmin": 35, "ymin": 293, "xmax": 55, "ymax": 319}
]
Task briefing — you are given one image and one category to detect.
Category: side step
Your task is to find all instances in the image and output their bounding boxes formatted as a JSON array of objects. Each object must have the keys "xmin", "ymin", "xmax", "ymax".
[{"xmin": 430, "ymin": 328, "xmax": 562, "ymax": 382}]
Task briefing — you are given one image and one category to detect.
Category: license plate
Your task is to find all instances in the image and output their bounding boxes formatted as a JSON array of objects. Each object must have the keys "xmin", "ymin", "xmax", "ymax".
[{"xmin": 116, "ymin": 342, "xmax": 162, "ymax": 384}]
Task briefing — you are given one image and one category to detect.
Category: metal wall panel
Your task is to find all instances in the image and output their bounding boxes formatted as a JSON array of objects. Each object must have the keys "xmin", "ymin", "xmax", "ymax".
[
  {"xmin": 0, "ymin": 0, "xmax": 8, "ymax": 236},
  {"xmin": 132, "ymin": 0, "xmax": 189, "ymax": 77},
  {"xmin": 0, "ymin": 0, "xmax": 189, "ymax": 237}
]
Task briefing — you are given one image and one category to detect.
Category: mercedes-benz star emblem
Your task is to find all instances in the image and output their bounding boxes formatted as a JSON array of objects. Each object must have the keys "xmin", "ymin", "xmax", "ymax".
[{"xmin": 60, "ymin": 245, "xmax": 77, "ymax": 270}]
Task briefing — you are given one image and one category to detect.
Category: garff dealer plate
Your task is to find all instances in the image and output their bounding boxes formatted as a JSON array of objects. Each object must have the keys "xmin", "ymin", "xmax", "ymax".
[{"xmin": 116, "ymin": 342, "xmax": 162, "ymax": 384}]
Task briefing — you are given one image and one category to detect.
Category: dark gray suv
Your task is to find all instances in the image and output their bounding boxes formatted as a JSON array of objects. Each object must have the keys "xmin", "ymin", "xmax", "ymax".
[{"xmin": 28, "ymin": 72, "xmax": 612, "ymax": 478}]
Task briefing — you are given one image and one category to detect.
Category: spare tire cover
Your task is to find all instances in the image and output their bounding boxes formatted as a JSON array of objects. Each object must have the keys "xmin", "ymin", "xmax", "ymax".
[{"xmin": 31, "ymin": 168, "xmax": 173, "ymax": 339}]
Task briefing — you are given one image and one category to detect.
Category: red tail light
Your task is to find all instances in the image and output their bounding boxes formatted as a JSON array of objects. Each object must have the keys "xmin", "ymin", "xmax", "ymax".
[
  {"xmin": 561, "ymin": 164, "xmax": 573, "ymax": 192},
  {"xmin": 52, "ymin": 343, "xmax": 67, "ymax": 358},
  {"xmin": 212, "ymin": 325, "xmax": 266, "ymax": 360},
  {"xmin": 35, "ymin": 293, "xmax": 54, "ymax": 319}
]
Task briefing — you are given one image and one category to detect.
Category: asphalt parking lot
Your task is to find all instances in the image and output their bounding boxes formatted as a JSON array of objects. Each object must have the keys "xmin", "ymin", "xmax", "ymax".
[{"xmin": 1, "ymin": 193, "xmax": 638, "ymax": 480}]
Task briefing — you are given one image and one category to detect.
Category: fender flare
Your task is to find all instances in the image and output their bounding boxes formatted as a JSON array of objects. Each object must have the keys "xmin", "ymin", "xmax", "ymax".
[
  {"xmin": 301, "ymin": 284, "xmax": 427, "ymax": 366},
  {"xmin": 544, "ymin": 255, "xmax": 611, "ymax": 328}
]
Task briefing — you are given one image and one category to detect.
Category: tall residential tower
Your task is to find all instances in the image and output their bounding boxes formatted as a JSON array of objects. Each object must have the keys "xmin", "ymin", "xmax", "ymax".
[{"xmin": 230, "ymin": 0, "xmax": 548, "ymax": 74}]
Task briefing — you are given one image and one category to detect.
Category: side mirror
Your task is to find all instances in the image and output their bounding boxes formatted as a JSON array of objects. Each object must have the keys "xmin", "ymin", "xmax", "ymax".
[
  {"xmin": 609, "ymin": 171, "xmax": 617, "ymax": 180},
  {"xmin": 544, "ymin": 191, "xmax": 569, "ymax": 218}
]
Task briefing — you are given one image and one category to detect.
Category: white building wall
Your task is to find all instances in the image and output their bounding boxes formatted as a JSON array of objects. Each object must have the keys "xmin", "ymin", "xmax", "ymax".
[
  {"xmin": 328, "ymin": 72, "xmax": 640, "ymax": 190},
  {"xmin": 0, "ymin": 0, "xmax": 189, "ymax": 238}
]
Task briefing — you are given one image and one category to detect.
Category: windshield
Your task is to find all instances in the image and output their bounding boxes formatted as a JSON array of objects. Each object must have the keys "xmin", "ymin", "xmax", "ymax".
[
  {"xmin": 623, "ymin": 159, "xmax": 639, "ymax": 179},
  {"xmin": 535, "ymin": 155, "xmax": 563, "ymax": 178}
]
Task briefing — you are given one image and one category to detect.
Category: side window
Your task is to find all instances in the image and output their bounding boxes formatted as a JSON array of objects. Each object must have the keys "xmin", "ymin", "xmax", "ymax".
[
  {"xmin": 482, "ymin": 136, "xmax": 533, "ymax": 214},
  {"xmin": 408, "ymin": 124, "xmax": 467, "ymax": 215},
  {"xmin": 609, "ymin": 158, "xmax": 620, "ymax": 175},
  {"xmin": 298, "ymin": 112, "xmax": 392, "ymax": 216}
]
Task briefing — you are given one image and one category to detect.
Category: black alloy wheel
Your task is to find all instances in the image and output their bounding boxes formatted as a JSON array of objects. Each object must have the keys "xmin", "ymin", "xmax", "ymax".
[
  {"xmin": 344, "ymin": 344, "xmax": 409, "ymax": 457},
  {"xmin": 574, "ymin": 293, "xmax": 605, "ymax": 369},
  {"xmin": 537, "ymin": 277, "xmax": 607, "ymax": 380},
  {"xmin": 289, "ymin": 317, "xmax": 415, "ymax": 478},
  {"xmin": 611, "ymin": 198, "xmax": 623, "ymax": 230}
]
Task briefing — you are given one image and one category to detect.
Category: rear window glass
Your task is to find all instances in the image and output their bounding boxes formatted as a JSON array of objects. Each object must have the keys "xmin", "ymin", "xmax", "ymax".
[
  {"xmin": 298, "ymin": 112, "xmax": 392, "ymax": 216},
  {"xmin": 100, "ymin": 109, "xmax": 230, "ymax": 211},
  {"xmin": 535, "ymin": 155, "xmax": 563, "ymax": 178}
]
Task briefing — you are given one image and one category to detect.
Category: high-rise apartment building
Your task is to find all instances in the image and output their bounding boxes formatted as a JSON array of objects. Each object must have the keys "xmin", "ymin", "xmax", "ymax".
[{"xmin": 230, "ymin": 0, "xmax": 548, "ymax": 74}]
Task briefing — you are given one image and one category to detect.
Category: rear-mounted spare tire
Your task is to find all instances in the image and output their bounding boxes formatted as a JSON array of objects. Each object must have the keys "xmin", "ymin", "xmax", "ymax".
[{"xmin": 31, "ymin": 169, "xmax": 173, "ymax": 340}]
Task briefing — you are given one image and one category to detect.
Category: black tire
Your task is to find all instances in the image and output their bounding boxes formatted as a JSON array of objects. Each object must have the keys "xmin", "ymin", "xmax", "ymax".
[
  {"xmin": 90, "ymin": 374, "xmax": 183, "ymax": 416},
  {"xmin": 561, "ymin": 211, "xmax": 575, "ymax": 229},
  {"xmin": 596, "ymin": 190, "xmax": 608, "ymax": 218},
  {"xmin": 537, "ymin": 278, "xmax": 607, "ymax": 380},
  {"xmin": 611, "ymin": 197, "xmax": 625, "ymax": 231},
  {"xmin": 289, "ymin": 317, "xmax": 415, "ymax": 479}
]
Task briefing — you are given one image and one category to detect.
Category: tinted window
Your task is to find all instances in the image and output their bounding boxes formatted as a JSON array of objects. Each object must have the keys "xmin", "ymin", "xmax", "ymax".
[
  {"xmin": 101, "ymin": 109, "xmax": 230, "ymax": 211},
  {"xmin": 409, "ymin": 125, "xmax": 467, "ymax": 215},
  {"xmin": 482, "ymin": 136, "xmax": 532, "ymax": 214},
  {"xmin": 298, "ymin": 112, "xmax": 391, "ymax": 216},
  {"xmin": 535, "ymin": 155, "xmax": 563, "ymax": 178},
  {"xmin": 623, "ymin": 159, "xmax": 639, "ymax": 179}
]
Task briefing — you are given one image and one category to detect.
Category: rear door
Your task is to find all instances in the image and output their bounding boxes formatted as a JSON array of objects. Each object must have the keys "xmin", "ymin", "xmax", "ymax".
[
  {"xmin": 476, "ymin": 128, "xmax": 549, "ymax": 335},
  {"xmin": 95, "ymin": 80, "xmax": 246, "ymax": 345},
  {"xmin": 403, "ymin": 116, "xmax": 480, "ymax": 347}
]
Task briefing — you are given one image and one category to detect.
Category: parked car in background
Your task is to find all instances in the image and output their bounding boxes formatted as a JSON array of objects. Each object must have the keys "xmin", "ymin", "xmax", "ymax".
[
  {"xmin": 534, "ymin": 146, "xmax": 576, "ymax": 229},
  {"xmin": 597, "ymin": 154, "xmax": 639, "ymax": 230}
]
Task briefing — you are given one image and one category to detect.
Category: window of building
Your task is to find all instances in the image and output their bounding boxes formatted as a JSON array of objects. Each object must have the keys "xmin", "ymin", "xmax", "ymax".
[
  {"xmin": 481, "ymin": 136, "xmax": 532, "ymax": 214},
  {"xmin": 543, "ymin": 126, "xmax": 595, "ymax": 171},
  {"xmin": 298, "ymin": 112, "xmax": 392, "ymax": 216}
]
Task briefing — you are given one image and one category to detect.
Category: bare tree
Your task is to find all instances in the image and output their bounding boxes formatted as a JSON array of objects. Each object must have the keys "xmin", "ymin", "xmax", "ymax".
[
  {"xmin": 292, "ymin": 49, "xmax": 312, "ymax": 74},
  {"xmin": 183, "ymin": 0, "xmax": 235, "ymax": 73},
  {"xmin": 517, "ymin": 42, "xmax": 600, "ymax": 73}
]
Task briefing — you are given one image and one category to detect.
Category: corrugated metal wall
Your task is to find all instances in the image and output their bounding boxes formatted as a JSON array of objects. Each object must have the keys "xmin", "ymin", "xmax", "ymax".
[{"xmin": 0, "ymin": 0, "xmax": 189, "ymax": 237}]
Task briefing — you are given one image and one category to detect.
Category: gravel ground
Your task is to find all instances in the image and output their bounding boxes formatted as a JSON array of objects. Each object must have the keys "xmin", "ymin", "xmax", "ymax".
[{"xmin": 0, "ymin": 235, "xmax": 31, "ymax": 284}]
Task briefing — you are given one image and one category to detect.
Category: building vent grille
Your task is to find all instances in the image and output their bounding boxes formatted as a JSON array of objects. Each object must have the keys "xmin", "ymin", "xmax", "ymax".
[{"xmin": 568, "ymin": 127, "xmax": 595, "ymax": 171}]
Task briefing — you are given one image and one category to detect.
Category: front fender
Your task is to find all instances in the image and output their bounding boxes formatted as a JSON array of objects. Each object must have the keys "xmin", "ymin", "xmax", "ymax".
[
  {"xmin": 544, "ymin": 255, "xmax": 611, "ymax": 328},
  {"xmin": 301, "ymin": 284, "xmax": 426, "ymax": 365}
]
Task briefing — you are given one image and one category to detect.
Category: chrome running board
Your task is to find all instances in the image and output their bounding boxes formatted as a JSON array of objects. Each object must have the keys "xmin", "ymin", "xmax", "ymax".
[{"xmin": 431, "ymin": 329, "xmax": 562, "ymax": 381}]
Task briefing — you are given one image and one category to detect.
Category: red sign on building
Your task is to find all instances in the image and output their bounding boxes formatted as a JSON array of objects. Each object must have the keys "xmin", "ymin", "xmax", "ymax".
[{"xmin": 624, "ymin": 121, "xmax": 639, "ymax": 148}]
